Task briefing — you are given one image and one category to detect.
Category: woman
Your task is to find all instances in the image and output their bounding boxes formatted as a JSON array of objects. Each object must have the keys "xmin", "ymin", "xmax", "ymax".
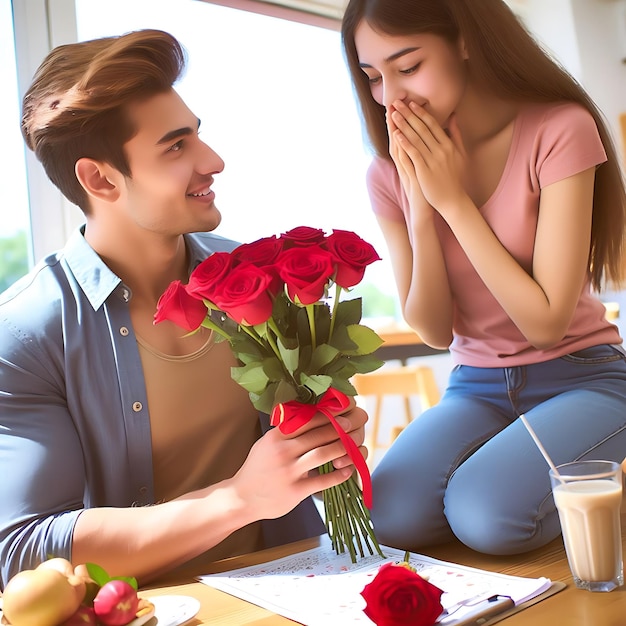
[{"xmin": 341, "ymin": 0, "xmax": 626, "ymax": 555}]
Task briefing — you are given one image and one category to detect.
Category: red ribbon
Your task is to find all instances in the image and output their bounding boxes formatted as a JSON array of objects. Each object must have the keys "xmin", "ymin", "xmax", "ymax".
[{"xmin": 270, "ymin": 388, "xmax": 372, "ymax": 509}]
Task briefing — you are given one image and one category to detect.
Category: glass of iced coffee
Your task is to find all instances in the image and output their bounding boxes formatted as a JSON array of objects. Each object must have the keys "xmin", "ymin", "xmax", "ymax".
[{"xmin": 550, "ymin": 460, "xmax": 623, "ymax": 592}]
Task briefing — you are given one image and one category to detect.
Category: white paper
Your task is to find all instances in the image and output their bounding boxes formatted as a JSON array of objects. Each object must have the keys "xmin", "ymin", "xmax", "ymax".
[{"xmin": 199, "ymin": 540, "xmax": 551, "ymax": 626}]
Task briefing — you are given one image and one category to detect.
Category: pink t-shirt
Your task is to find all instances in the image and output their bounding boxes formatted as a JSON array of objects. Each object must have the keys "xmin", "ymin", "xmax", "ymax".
[{"xmin": 367, "ymin": 101, "xmax": 621, "ymax": 367}]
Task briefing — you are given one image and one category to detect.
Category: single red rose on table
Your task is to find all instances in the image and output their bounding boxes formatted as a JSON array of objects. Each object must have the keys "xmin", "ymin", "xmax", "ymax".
[
  {"xmin": 210, "ymin": 263, "xmax": 274, "ymax": 325},
  {"xmin": 153, "ymin": 280, "xmax": 207, "ymax": 332},
  {"xmin": 361, "ymin": 562, "xmax": 444, "ymax": 626},
  {"xmin": 276, "ymin": 246, "xmax": 335, "ymax": 305},
  {"xmin": 325, "ymin": 229, "xmax": 382, "ymax": 288}
]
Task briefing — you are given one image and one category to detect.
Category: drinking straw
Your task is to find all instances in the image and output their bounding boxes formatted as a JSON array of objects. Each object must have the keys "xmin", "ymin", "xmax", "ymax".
[{"xmin": 519, "ymin": 414, "xmax": 565, "ymax": 484}]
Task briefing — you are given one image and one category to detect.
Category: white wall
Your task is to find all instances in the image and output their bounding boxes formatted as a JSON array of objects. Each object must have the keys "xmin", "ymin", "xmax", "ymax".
[{"xmin": 522, "ymin": 0, "xmax": 626, "ymax": 158}]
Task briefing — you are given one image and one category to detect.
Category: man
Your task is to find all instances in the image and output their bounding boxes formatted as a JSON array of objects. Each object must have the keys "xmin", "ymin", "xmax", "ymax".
[{"xmin": 0, "ymin": 29, "xmax": 367, "ymax": 588}]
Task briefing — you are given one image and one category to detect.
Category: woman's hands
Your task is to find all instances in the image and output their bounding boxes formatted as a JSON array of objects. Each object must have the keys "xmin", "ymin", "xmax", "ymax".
[
  {"xmin": 388, "ymin": 100, "xmax": 468, "ymax": 218},
  {"xmin": 231, "ymin": 400, "xmax": 368, "ymax": 521}
]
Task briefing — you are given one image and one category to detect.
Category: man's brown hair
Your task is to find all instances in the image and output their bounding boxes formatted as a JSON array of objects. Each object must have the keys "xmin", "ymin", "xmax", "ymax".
[{"xmin": 21, "ymin": 29, "xmax": 186, "ymax": 213}]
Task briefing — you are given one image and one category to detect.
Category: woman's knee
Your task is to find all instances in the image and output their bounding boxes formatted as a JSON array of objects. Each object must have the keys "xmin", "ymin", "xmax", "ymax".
[
  {"xmin": 444, "ymin": 475, "xmax": 561, "ymax": 555},
  {"xmin": 370, "ymin": 463, "xmax": 453, "ymax": 550}
]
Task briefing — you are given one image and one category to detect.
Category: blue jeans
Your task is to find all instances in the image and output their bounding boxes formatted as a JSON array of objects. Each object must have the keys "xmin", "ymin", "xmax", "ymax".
[{"xmin": 370, "ymin": 344, "xmax": 626, "ymax": 555}]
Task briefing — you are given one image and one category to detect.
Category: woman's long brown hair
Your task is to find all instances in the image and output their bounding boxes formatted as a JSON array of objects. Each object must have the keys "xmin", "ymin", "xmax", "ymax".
[{"xmin": 341, "ymin": 0, "xmax": 626, "ymax": 290}]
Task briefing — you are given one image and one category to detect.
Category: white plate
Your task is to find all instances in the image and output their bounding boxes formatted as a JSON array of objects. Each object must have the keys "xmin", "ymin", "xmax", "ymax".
[
  {"xmin": 0, "ymin": 595, "xmax": 200, "ymax": 626},
  {"xmin": 145, "ymin": 595, "xmax": 201, "ymax": 626}
]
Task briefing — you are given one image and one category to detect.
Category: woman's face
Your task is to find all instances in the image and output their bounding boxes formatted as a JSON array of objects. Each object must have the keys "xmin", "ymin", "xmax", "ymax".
[{"xmin": 354, "ymin": 21, "xmax": 468, "ymax": 129}]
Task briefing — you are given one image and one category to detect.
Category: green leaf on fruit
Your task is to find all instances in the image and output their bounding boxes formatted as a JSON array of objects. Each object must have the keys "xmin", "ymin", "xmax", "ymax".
[{"xmin": 85, "ymin": 562, "xmax": 138, "ymax": 590}]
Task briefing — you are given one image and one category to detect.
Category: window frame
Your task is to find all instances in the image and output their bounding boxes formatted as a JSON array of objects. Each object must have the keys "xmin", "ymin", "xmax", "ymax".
[{"xmin": 12, "ymin": 0, "xmax": 343, "ymax": 261}]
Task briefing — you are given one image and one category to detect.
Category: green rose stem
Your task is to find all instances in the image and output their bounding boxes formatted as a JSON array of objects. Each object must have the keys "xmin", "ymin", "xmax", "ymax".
[
  {"xmin": 328, "ymin": 283, "xmax": 342, "ymax": 339},
  {"xmin": 200, "ymin": 315, "xmax": 231, "ymax": 341},
  {"xmin": 306, "ymin": 304, "xmax": 317, "ymax": 350},
  {"xmin": 346, "ymin": 479, "xmax": 383, "ymax": 557},
  {"xmin": 319, "ymin": 462, "xmax": 383, "ymax": 563}
]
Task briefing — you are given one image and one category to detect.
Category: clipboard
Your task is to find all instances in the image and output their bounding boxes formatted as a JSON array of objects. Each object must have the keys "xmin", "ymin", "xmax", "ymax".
[{"xmin": 481, "ymin": 581, "xmax": 567, "ymax": 625}]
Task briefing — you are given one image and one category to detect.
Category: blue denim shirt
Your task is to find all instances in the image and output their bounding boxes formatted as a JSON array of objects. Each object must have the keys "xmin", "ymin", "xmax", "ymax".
[{"xmin": 0, "ymin": 227, "xmax": 323, "ymax": 588}]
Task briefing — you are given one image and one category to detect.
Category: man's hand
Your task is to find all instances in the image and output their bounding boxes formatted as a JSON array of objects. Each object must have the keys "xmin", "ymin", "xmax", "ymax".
[{"xmin": 231, "ymin": 398, "xmax": 369, "ymax": 521}]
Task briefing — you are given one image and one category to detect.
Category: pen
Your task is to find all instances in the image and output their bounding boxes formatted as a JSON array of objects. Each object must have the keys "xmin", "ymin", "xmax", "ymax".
[{"xmin": 446, "ymin": 594, "xmax": 515, "ymax": 626}]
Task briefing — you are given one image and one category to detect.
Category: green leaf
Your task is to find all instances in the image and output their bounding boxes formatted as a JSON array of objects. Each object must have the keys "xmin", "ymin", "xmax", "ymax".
[
  {"xmin": 300, "ymin": 372, "xmax": 333, "ymax": 396},
  {"xmin": 277, "ymin": 338, "xmax": 299, "ymax": 374},
  {"xmin": 295, "ymin": 385, "xmax": 316, "ymax": 404},
  {"xmin": 296, "ymin": 306, "xmax": 313, "ymax": 345},
  {"xmin": 262, "ymin": 356, "xmax": 289, "ymax": 381},
  {"xmin": 298, "ymin": 344, "xmax": 313, "ymax": 373},
  {"xmin": 272, "ymin": 293, "xmax": 299, "ymax": 342},
  {"xmin": 334, "ymin": 298, "xmax": 362, "ymax": 327},
  {"xmin": 274, "ymin": 379, "xmax": 300, "ymax": 405},
  {"xmin": 345, "ymin": 324, "xmax": 384, "ymax": 355},
  {"xmin": 309, "ymin": 343, "xmax": 340, "ymax": 372},
  {"xmin": 231, "ymin": 362, "xmax": 269, "ymax": 394},
  {"xmin": 328, "ymin": 324, "xmax": 359, "ymax": 353},
  {"xmin": 229, "ymin": 334, "xmax": 265, "ymax": 359},
  {"xmin": 249, "ymin": 383, "xmax": 278, "ymax": 414},
  {"xmin": 249, "ymin": 380, "xmax": 301, "ymax": 414},
  {"xmin": 111, "ymin": 575, "xmax": 138, "ymax": 590},
  {"xmin": 330, "ymin": 376, "xmax": 357, "ymax": 396},
  {"xmin": 86, "ymin": 562, "xmax": 110, "ymax": 587},
  {"xmin": 348, "ymin": 354, "xmax": 386, "ymax": 374},
  {"xmin": 237, "ymin": 352, "xmax": 259, "ymax": 365},
  {"xmin": 312, "ymin": 302, "xmax": 332, "ymax": 344}
]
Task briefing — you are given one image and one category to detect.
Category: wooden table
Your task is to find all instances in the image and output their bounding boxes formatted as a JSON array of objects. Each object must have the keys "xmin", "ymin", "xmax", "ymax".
[
  {"xmin": 373, "ymin": 324, "xmax": 448, "ymax": 362},
  {"xmin": 142, "ymin": 502, "xmax": 626, "ymax": 625}
]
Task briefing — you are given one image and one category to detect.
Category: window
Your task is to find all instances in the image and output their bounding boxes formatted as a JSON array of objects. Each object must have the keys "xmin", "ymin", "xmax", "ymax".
[
  {"xmin": 74, "ymin": 0, "xmax": 399, "ymax": 320},
  {"xmin": 0, "ymin": 0, "xmax": 31, "ymax": 290}
]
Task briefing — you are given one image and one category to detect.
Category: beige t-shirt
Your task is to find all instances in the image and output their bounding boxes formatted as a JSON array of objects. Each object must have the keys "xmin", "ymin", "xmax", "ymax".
[{"xmin": 137, "ymin": 331, "xmax": 264, "ymax": 579}]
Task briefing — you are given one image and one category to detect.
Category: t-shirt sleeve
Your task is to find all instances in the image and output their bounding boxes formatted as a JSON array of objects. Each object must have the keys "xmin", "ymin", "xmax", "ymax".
[
  {"xmin": 365, "ymin": 157, "xmax": 406, "ymax": 223},
  {"xmin": 534, "ymin": 103, "xmax": 607, "ymax": 188}
]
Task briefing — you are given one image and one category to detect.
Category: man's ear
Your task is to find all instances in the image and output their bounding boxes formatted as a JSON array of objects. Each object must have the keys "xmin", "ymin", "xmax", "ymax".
[{"xmin": 75, "ymin": 158, "xmax": 121, "ymax": 203}]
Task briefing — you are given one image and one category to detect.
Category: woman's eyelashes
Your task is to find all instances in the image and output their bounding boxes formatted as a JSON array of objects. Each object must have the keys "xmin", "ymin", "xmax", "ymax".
[
  {"xmin": 400, "ymin": 62, "xmax": 422, "ymax": 75},
  {"xmin": 363, "ymin": 62, "xmax": 422, "ymax": 84}
]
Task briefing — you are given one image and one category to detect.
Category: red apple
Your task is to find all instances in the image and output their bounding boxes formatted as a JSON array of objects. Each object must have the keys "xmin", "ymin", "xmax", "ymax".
[
  {"xmin": 93, "ymin": 580, "xmax": 139, "ymax": 626},
  {"xmin": 61, "ymin": 605, "xmax": 98, "ymax": 625}
]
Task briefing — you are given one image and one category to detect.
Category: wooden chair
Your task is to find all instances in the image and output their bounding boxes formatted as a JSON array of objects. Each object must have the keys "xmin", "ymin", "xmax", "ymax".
[
  {"xmin": 603, "ymin": 301, "xmax": 620, "ymax": 321},
  {"xmin": 352, "ymin": 365, "xmax": 440, "ymax": 467}
]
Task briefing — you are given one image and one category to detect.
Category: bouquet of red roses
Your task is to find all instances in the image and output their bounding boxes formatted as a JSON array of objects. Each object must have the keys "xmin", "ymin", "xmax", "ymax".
[{"xmin": 155, "ymin": 226, "xmax": 385, "ymax": 562}]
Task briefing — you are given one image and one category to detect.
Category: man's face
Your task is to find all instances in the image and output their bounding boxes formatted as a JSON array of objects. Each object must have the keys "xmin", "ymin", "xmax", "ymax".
[{"xmin": 118, "ymin": 89, "xmax": 225, "ymax": 236}]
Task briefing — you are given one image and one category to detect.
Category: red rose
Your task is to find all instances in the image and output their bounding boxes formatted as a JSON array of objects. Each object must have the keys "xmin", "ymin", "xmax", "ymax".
[
  {"xmin": 280, "ymin": 226, "xmax": 326, "ymax": 248},
  {"xmin": 231, "ymin": 236, "xmax": 284, "ymax": 266},
  {"xmin": 211, "ymin": 263, "xmax": 274, "ymax": 325},
  {"xmin": 154, "ymin": 280, "xmax": 207, "ymax": 332},
  {"xmin": 361, "ymin": 562, "xmax": 444, "ymax": 626},
  {"xmin": 325, "ymin": 229, "xmax": 381, "ymax": 288},
  {"xmin": 276, "ymin": 246, "xmax": 335, "ymax": 305},
  {"xmin": 231, "ymin": 236, "xmax": 284, "ymax": 295},
  {"xmin": 187, "ymin": 251, "xmax": 233, "ymax": 302}
]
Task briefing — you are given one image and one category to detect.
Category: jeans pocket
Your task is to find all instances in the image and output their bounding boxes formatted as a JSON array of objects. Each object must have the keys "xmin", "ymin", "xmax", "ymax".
[{"xmin": 560, "ymin": 344, "xmax": 625, "ymax": 365}]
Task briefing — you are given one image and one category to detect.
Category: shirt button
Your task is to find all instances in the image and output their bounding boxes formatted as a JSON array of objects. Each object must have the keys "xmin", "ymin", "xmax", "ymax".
[
  {"xmin": 132, "ymin": 401, "xmax": 143, "ymax": 412},
  {"xmin": 139, "ymin": 486, "xmax": 148, "ymax": 495},
  {"xmin": 120, "ymin": 326, "xmax": 129, "ymax": 336}
]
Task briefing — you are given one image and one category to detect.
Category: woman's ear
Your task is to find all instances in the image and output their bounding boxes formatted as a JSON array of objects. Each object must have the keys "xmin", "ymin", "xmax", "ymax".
[
  {"xmin": 75, "ymin": 158, "xmax": 121, "ymax": 203},
  {"xmin": 458, "ymin": 36, "xmax": 469, "ymax": 60}
]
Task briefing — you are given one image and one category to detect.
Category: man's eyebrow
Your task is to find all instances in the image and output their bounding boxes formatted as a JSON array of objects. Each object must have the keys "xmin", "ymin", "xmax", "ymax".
[
  {"xmin": 156, "ymin": 118, "xmax": 201, "ymax": 145},
  {"xmin": 359, "ymin": 47, "xmax": 421, "ymax": 69}
]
